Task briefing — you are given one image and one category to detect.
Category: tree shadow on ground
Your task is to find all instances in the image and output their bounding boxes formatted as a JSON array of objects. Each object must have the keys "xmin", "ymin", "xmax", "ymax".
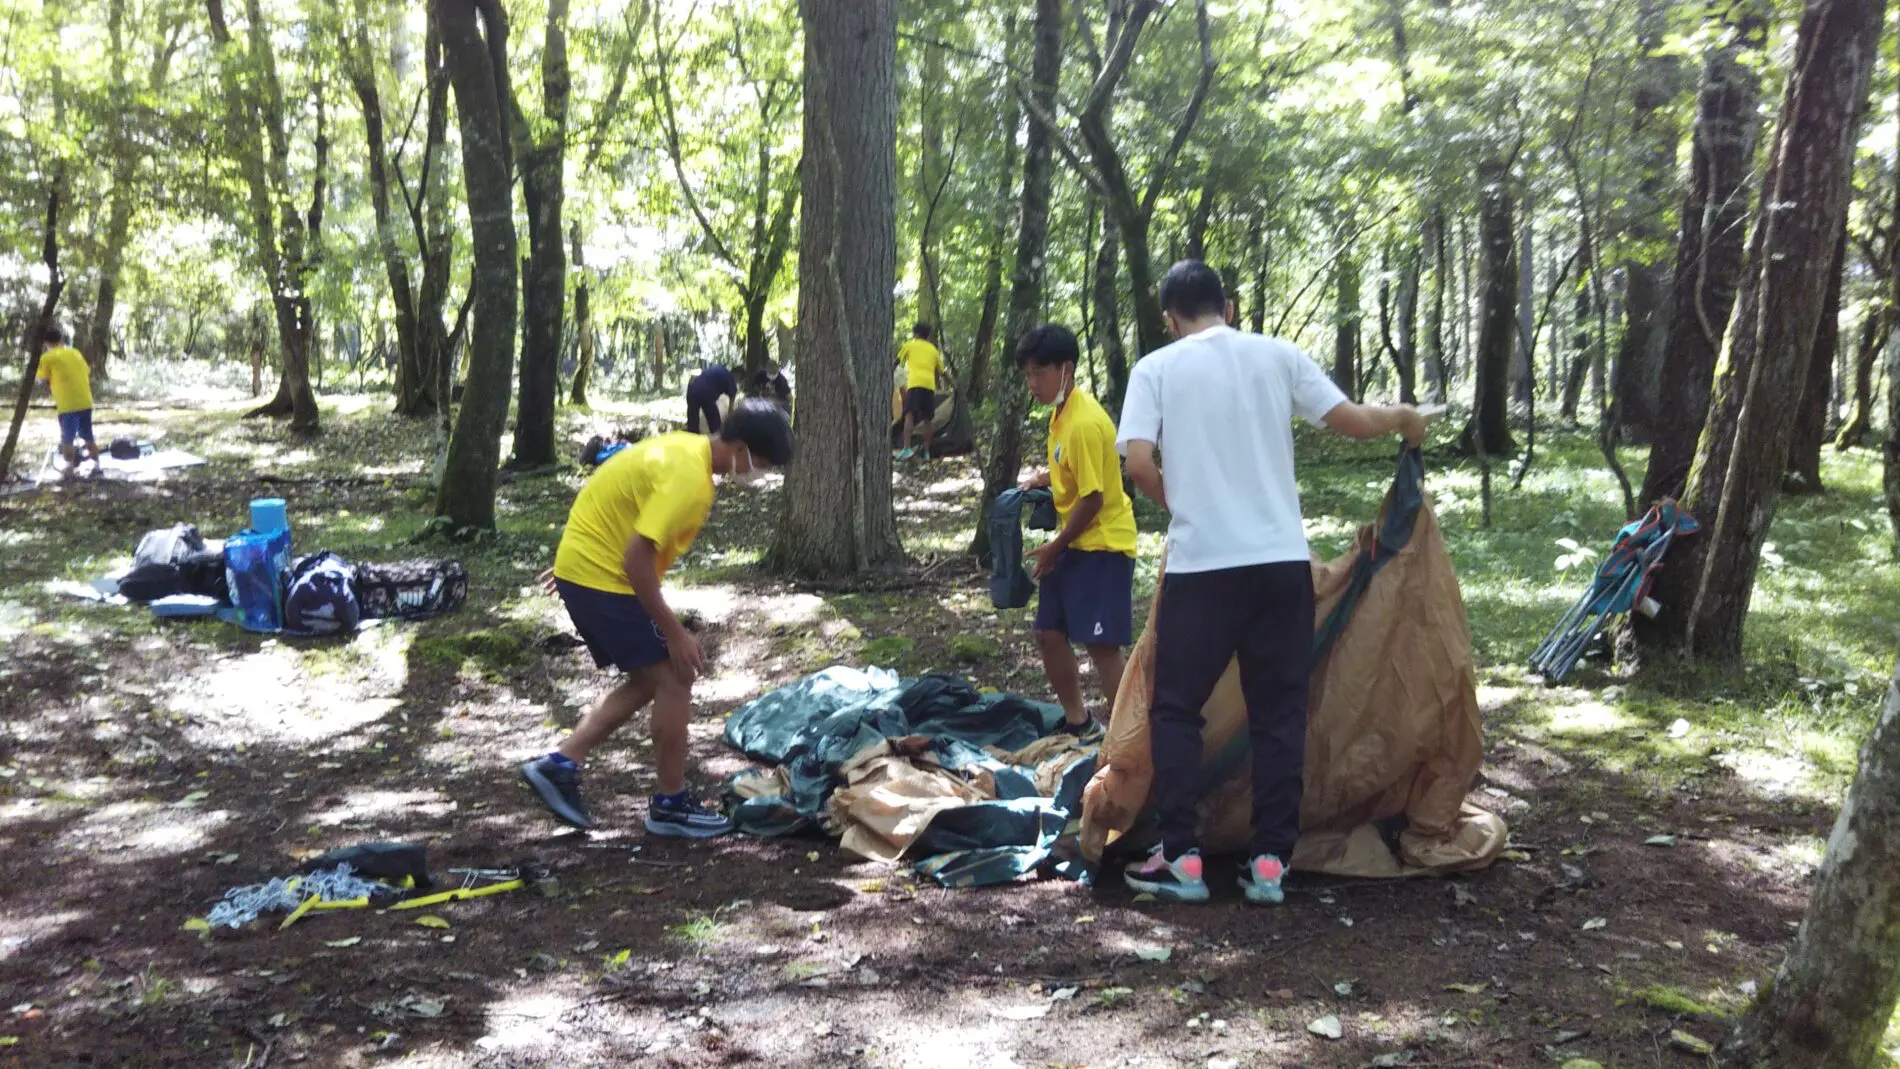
[{"xmin": 0, "ymin": 405, "xmax": 1875, "ymax": 1068}]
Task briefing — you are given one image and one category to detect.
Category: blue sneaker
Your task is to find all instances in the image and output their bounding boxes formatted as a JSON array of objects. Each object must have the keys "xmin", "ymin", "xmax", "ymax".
[
  {"xmin": 646, "ymin": 793, "xmax": 734, "ymax": 838},
  {"xmin": 519, "ymin": 755, "xmax": 593, "ymax": 830},
  {"xmin": 1239, "ymin": 854, "xmax": 1288, "ymax": 905},
  {"xmin": 1122, "ymin": 845, "xmax": 1209, "ymax": 903}
]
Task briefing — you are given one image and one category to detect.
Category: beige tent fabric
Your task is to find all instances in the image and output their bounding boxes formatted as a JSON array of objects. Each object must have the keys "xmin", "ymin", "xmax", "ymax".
[
  {"xmin": 822, "ymin": 735, "xmax": 1098, "ymax": 863},
  {"xmin": 1078, "ymin": 489, "xmax": 1508, "ymax": 877}
]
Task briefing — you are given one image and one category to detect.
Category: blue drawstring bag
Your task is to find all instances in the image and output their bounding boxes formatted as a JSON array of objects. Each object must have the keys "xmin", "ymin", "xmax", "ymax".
[{"xmin": 225, "ymin": 527, "xmax": 291, "ymax": 632}]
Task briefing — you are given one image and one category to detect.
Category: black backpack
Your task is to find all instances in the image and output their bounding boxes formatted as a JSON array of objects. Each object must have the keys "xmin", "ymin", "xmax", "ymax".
[
  {"xmin": 133, "ymin": 524, "xmax": 205, "ymax": 570},
  {"xmin": 353, "ymin": 559, "xmax": 469, "ymax": 620},
  {"xmin": 120, "ymin": 525, "xmax": 214, "ymax": 602}
]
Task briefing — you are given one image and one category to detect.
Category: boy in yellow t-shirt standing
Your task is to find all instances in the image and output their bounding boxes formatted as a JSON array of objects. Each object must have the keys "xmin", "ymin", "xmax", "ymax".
[
  {"xmin": 1014, "ymin": 324, "xmax": 1137, "ymax": 736},
  {"xmin": 520, "ymin": 398, "xmax": 795, "ymax": 836},
  {"xmin": 35, "ymin": 327, "xmax": 98, "ymax": 468},
  {"xmin": 896, "ymin": 322, "xmax": 947, "ymax": 460}
]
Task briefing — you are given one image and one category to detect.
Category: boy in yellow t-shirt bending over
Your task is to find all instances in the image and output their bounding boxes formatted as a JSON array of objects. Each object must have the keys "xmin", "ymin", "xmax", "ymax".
[
  {"xmin": 896, "ymin": 322, "xmax": 947, "ymax": 460},
  {"xmin": 35, "ymin": 327, "xmax": 98, "ymax": 468},
  {"xmin": 1014, "ymin": 324, "xmax": 1137, "ymax": 736},
  {"xmin": 520, "ymin": 398, "xmax": 795, "ymax": 836}
]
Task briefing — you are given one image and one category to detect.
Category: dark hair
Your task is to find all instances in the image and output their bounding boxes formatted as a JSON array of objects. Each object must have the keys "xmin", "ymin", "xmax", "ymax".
[
  {"xmin": 580, "ymin": 435, "xmax": 607, "ymax": 466},
  {"xmin": 912, "ymin": 322, "xmax": 934, "ymax": 341},
  {"xmin": 1014, "ymin": 324, "xmax": 1080, "ymax": 370},
  {"xmin": 1158, "ymin": 260, "xmax": 1227, "ymax": 320},
  {"xmin": 720, "ymin": 396, "xmax": 795, "ymax": 466},
  {"xmin": 42, "ymin": 326, "xmax": 68, "ymax": 345}
]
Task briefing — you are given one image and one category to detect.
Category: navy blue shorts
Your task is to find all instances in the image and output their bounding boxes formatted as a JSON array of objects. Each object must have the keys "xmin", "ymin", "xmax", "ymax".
[
  {"xmin": 1034, "ymin": 549, "xmax": 1135, "ymax": 646},
  {"xmin": 57, "ymin": 409, "xmax": 94, "ymax": 446},
  {"xmin": 904, "ymin": 387, "xmax": 936, "ymax": 423},
  {"xmin": 555, "ymin": 578, "xmax": 670, "ymax": 673}
]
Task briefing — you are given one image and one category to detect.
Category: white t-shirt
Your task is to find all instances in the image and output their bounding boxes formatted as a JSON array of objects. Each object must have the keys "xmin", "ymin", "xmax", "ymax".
[{"xmin": 1116, "ymin": 325, "xmax": 1348, "ymax": 573}]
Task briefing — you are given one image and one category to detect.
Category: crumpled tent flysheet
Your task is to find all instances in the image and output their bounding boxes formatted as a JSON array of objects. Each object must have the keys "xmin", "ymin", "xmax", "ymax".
[
  {"xmin": 722, "ymin": 668, "xmax": 1097, "ymax": 886},
  {"xmin": 1078, "ymin": 448, "xmax": 1509, "ymax": 877}
]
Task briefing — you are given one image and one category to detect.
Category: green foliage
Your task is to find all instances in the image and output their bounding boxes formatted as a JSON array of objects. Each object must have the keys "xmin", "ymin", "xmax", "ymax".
[
  {"xmin": 861, "ymin": 634, "xmax": 917, "ymax": 664},
  {"xmin": 409, "ymin": 622, "xmax": 540, "ymax": 680}
]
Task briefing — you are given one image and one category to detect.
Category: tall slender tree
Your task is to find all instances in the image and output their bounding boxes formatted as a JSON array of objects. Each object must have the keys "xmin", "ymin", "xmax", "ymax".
[
  {"xmin": 766, "ymin": 0, "xmax": 902, "ymax": 577},
  {"xmin": 206, "ymin": 0, "xmax": 328, "ymax": 432},
  {"xmin": 1018, "ymin": 0, "xmax": 1216, "ymax": 413},
  {"xmin": 1462, "ymin": 156, "xmax": 1517, "ymax": 456},
  {"xmin": 1730, "ymin": 657, "xmax": 1900, "ymax": 1069},
  {"xmin": 1665, "ymin": 0, "xmax": 1885, "ymax": 661},
  {"xmin": 1609, "ymin": 0, "xmax": 1683, "ymax": 442},
  {"xmin": 433, "ymin": 0, "xmax": 519, "ymax": 531},
  {"xmin": 83, "ymin": 2, "xmax": 183, "ymax": 382},
  {"xmin": 509, "ymin": 0, "xmax": 571, "ymax": 468},
  {"xmin": 971, "ymin": 0, "xmax": 1062, "ymax": 561},
  {"xmin": 1638, "ymin": 0, "xmax": 1768, "ymax": 507}
]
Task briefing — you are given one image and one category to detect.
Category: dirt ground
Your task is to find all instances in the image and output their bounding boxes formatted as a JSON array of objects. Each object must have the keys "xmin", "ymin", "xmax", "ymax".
[{"xmin": 0, "ymin": 397, "xmax": 1841, "ymax": 1068}]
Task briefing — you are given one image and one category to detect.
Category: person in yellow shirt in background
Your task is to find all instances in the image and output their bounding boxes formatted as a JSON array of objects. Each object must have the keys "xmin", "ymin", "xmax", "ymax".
[
  {"xmin": 1014, "ymin": 324, "xmax": 1136, "ymax": 737},
  {"xmin": 36, "ymin": 327, "xmax": 98, "ymax": 469},
  {"xmin": 521, "ymin": 398, "xmax": 795, "ymax": 837},
  {"xmin": 896, "ymin": 321, "xmax": 947, "ymax": 461}
]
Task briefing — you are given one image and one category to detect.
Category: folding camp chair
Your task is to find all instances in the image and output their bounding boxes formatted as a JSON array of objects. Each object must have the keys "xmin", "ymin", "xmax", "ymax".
[{"xmin": 1530, "ymin": 500, "xmax": 1699, "ymax": 682}]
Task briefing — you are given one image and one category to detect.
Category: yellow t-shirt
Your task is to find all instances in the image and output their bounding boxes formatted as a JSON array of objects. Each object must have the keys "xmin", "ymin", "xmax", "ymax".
[
  {"xmin": 898, "ymin": 338, "xmax": 945, "ymax": 391},
  {"xmin": 36, "ymin": 346, "xmax": 93, "ymax": 414},
  {"xmin": 1049, "ymin": 389, "xmax": 1137, "ymax": 557},
  {"xmin": 553, "ymin": 433, "xmax": 714, "ymax": 595}
]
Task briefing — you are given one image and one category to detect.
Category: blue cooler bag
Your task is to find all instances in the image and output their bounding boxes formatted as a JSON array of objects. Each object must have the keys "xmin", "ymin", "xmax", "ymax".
[{"xmin": 225, "ymin": 527, "xmax": 291, "ymax": 632}]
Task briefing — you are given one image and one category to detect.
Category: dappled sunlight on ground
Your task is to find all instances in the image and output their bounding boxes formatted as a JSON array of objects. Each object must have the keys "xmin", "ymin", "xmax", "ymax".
[{"xmin": 5, "ymin": 406, "xmax": 1899, "ymax": 1065}]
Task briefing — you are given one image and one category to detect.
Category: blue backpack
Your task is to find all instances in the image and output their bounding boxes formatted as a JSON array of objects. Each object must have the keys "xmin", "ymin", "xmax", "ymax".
[{"xmin": 282, "ymin": 551, "xmax": 362, "ymax": 636}]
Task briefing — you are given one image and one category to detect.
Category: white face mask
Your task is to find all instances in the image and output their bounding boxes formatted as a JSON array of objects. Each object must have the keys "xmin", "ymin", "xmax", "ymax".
[
  {"xmin": 726, "ymin": 446, "xmax": 765, "ymax": 485},
  {"xmin": 1054, "ymin": 366, "xmax": 1073, "ymax": 410}
]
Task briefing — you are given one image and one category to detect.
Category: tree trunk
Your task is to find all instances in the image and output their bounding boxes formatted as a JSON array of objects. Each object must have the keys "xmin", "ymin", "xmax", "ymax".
[
  {"xmin": 970, "ymin": 0, "xmax": 1061, "ymax": 562},
  {"xmin": 433, "ymin": 0, "xmax": 519, "ymax": 531},
  {"xmin": 1613, "ymin": 0, "xmax": 1683, "ymax": 443},
  {"xmin": 412, "ymin": 5, "xmax": 454, "ymax": 419},
  {"xmin": 1888, "ymin": 316, "xmax": 1900, "ymax": 542},
  {"xmin": 1511, "ymin": 211, "xmax": 1534, "ymax": 407},
  {"xmin": 1396, "ymin": 235, "xmax": 1421, "ymax": 405},
  {"xmin": 1844, "ymin": 47, "xmax": 1900, "ymax": 453},
  {"xmin": 1729, "ymin": 658, "xmax": 1900, "ymax": 1069},
  {"xmin": 1785, "ymin": 230, "xmax": 1845, "ymax": 494},
  {"xmin": 1067, "ymin": 0, "xmax": 1215, "ymax": 380},
  {"xmin": 767, "ymin": 0, "xmax": 903, "ymax": 577},
  {"xmin": 1, "ymin": 182, "xmax": 64, "ymax": 484},
  {"xmin": 1667, "ymin": 0, "xmax": 1884, "ymax": 662},
  {"xmin": 1837, "ymin": 300, "xmax": 1889, "ymax": 450},
  {"xmin": 1640, "ymin": 0, "xmax": 1767, "ymax": 506},
  {"xmin": 1184, "ymin": 167, "xmax": 1215, "ymax": 262},
  {"xmin": 84, "ymin": 0, "xmax": 177, "ymax": 381},
  {"xmin": 964, "ymin": 35, "xmax": 1017, "ymax": 409},
  {"xmin": 510, "ymin": 0, "xmax": 569, "ymax": 469},
  {"xmin": 1424, "ymin": 208, "xmax": 1447, "ymax": 401},
  {"xmin": 87, "ymin": 179, "xmax": 133, "ymax": 383},
  {"xmin": 1561, "ymin": 228, "xmax": 1595, "ymax": 423},
  {"xmin": 1462, "ymin": 158, "xmax": 1517, "ymax": 456},
  {"xmin": 349, "ymin": 0, "xmax": 423, "ymax": 417},
  {"xmin": 570, "ymin": 223, "xmax": 592, "ymax": 407},
  {"xmin": 1333, "ymin": 247, "xmax": 1361, "ymax": 400},
  {"xmin": 1249, "ymin": 218, "xmax": 1270, "ymax": 336},
  {"xmin": 207, "ymin": 0, "xmax": 323, "ymax": 432},
  {"xmin": 916, "ymin": 29, "xmax": 946, "ymax": 332},
  {"xmin": 1096, "ymin": 211, "xmax": 1127, "ymax": 415}
]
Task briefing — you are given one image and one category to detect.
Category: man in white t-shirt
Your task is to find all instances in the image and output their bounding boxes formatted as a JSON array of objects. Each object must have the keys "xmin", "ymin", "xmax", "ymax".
[{"xmin": 1116, "ymin": 260, "xmax": 1430, "ymax": 906}]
